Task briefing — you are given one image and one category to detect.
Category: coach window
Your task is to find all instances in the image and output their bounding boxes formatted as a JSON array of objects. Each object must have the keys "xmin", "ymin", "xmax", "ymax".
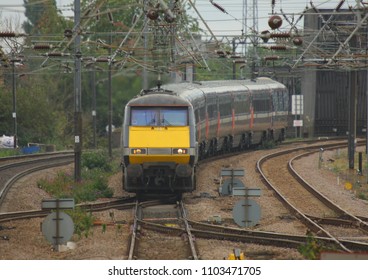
[
  {"xmin": 219, "ymin": 94, "xmax": 232, "ymax": 116},
  {"xmin": 272, "ymin": 92, "xmax": 279, "ymax": 112},
  {"xmin": 206, "ymin": 95, "xmax": 217, "ymax": 119},
  {"xmin": 283, "ymin": 90, "xmax": 289, "ymax": 111},
  {"xmin": 253, "ymin": 95, "xmax": 270, "ymax": 112}
]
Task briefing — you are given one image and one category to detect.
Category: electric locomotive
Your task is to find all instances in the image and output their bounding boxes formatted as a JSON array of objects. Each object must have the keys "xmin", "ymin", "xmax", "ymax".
[
  {"xmin": 122, "ymin": 77, "xmax": 288, "ymax": 193},
  {"xmin": 122, "ymin": 89, "xmax": 197, "ymax": 193}
]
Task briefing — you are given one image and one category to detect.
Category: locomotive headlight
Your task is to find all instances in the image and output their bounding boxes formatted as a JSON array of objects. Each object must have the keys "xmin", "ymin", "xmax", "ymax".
[
  {"xmin": 173, "ymin": 148, "xmax": 187, "ymax": 154},
  {"xmin": 131, "ymin": 148, "xmax": 146, "ymax": 154}
]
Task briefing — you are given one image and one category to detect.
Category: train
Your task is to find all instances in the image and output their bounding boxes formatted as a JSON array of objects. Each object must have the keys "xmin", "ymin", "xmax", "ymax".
[{"xmin": 121, "ymin": 77, "xmax": 289, "ymax": 193}]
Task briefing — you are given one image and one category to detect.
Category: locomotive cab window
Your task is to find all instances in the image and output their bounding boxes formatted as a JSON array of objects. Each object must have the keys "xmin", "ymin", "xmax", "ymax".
[
  {"xmin": 131, "ymin": 107, "xmax": 188, "ymax": 126},
  {"xmin": 131, "ymin": 108, "xmax": 157, "ymax": 126},
  {"xmin": 160, "ymin": 108, "xmax": 188, "ymax": 126}
]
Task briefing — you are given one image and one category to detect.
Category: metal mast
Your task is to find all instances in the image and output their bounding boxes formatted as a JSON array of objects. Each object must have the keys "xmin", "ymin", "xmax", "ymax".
[
  {"xmin": 74, "ymin": 0, "xmax": 82, "ymax": 181},
  {"xmin": 243, "ymin": 0, "xmax": 259, "ymax": 78}
]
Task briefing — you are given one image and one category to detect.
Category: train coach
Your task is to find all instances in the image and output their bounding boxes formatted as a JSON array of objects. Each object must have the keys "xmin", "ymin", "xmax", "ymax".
[{"xmin": 121, "ymin": 77, "xmax": 289, "ymax": 193}]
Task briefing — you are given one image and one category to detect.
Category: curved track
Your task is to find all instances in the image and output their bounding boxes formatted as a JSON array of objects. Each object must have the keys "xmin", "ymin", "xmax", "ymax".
[
  {"xmin": 2, "ymin": 140, "xmax": 368, "ymax": 258},
  {"xmin": 0, "ymin": 153, "xmax": 74, "ymax": 208},
  {"xmin": 257, "ymin": 142, "xmax": 368, "ymax": 252}
]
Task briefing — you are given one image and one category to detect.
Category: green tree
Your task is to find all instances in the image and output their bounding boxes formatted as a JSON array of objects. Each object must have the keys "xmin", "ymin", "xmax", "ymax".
[
  {"xmin": 22, "ymin": 0, "xmax": 69, "ymax": 35},
  {"xmin": 1, "ymin": 1, "xmax": 202, "ymax": 148}
]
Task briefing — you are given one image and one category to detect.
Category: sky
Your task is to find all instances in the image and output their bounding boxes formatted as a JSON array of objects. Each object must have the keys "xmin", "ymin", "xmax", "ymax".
[{"xmin": 0, "ymin": 0, "xmax": 356, "ymax": 35}]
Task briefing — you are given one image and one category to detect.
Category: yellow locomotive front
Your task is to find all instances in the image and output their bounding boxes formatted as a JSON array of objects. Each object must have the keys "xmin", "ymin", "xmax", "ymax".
[{"xmin": 122, "ymin": 93, "xmax": 197, "ymax": 193}]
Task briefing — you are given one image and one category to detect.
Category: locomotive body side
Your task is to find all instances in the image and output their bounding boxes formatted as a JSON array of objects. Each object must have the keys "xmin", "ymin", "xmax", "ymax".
[
  {"xmin": 246, "ymin": 78, "xmax": 289, "ymax": 145},
  {"xmin": 170, "ymin": 78, "xmax": 289, "ymax": 158}
]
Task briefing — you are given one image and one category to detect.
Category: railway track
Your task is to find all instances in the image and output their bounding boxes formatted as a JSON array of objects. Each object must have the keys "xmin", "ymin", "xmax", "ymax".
[
  {"xmin": 139, "ymin": 218, "xmax": 368, "ymax": 252},
  {"xmin": 0, "ymin": 196, "xmax": 138, "ymax": 223},
  {"xmin": 2, "ymin": 139, "xmax": 368, "ymax": 259},
  {"xmin": 257, "ymin": 141, "xmax": 368, "ymax": 252},
  {"xmin": 0, "ymin": 152, "xmax": 74, "ymax": 208},
  {"xmin": 128, "ymin": 199, "xmax": 199, "ymax": 260}
]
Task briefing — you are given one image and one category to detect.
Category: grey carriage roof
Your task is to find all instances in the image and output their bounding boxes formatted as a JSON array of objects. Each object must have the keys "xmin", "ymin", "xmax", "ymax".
[{"xmin": 160, "ymin": 77, "xmax": 287, "ymax": 99}]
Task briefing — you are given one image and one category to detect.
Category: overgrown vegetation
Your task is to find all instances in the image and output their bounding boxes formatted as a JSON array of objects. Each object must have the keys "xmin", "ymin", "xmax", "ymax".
[
  {"xmin": 298, "ymin": 232, "xmax": 341, "ymax": 260},
  {"xmin": 65, "ymin": 208, "xmax": 95, "ymax": 239},
  {"xmin": 323, "ymin": 149, "xmax": 368, "ymax": 201},
  {"xmin": 36, "ymin": 150, "xmax": 117, "ymax": 239},
  {"xmin": 37, "ymin": 151, "xmax": 115, "ymax": 204},
  {"xmin": 298, "ymin": 233, "xmax": 323, "ymax": 260},
  {"xmin": 81, "ymin": 151, "xmax": 113, "ymax": 172}
]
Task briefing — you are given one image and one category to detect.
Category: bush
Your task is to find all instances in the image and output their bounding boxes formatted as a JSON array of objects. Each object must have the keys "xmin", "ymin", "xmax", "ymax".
[
  {"xmin": 298, "ymin": 233, "xmax": 322, "ymax": 260},
  {"xmin": 73, "ymin": 170, "xmax": 113, "ymax": 202},
  {"xmin": 66, "ymin": 208, "xmax": 95, "ymax": 239},
  {"xmin": 37, "ymin": 169, "xmax": 113, "ymax": 204},
  {"xmin": 37, "ymin": 172, "xmax": 74, "ymax": 198},
  {"xmin": 82, "ymin": 151, "xmax": 112, "ymax": 172}
]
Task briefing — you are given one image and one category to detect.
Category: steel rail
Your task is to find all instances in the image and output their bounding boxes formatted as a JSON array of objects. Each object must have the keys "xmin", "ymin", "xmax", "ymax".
[
  {"xmin": 289, "ymin": 150, "xmax": 368, "ymax": 234},
  {"xmin": 140, "ymin": 219, "xmax": 368, "ymax": 252},
  {"xmin": 256, "ymin": 143, "xmax": 354, "ymax": 252},
  {"xmin": 179, "ymin": 201, "xmax": 199, "ymax": 260},
  {"xmin": 128, "ymin": 201, "xmax": 139, "ymax": 260},
  {"xmin": 0, "ymin": 157, "xmax": 73, "ymax": 206}
]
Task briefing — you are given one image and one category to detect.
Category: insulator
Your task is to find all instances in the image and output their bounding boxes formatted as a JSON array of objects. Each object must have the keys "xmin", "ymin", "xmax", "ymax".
[
  {"xmin": 293, "ymin": 37, "xmax": 303, "ymax": 46},
  {"xmin": 164, "ymin": 14, "xmax": 175, "ymax": 23},
  {"xmin": 311, "ymin": 4, "xmax": 319, "ymax": 14},
  {"xmin": 64, "ymin": 29, "xmax": 73, "ymax": 38},
  {"xmin": 132, "ymin": 14, "xmax": 138, "ymax": 25},
  {"xmin": 264, "ymin": 56, "xmax": 280, "ymax": 61},
  {"xmin": 0, "ymin": 32, "xmax": 16, "ymax": 37},
  {"xmin": 83, "ymin": 8, "xmax": 91, "ymax": 17},
  {"xmin": 107, "ymin": 9, "xmax": 113, "ymax": 23},
  {"xmin": 336, "ymin": 0, "xmax": 345, "ymax": 11},
  {"xmin": 33, "ymin": 44, "xmax": 52, "ymax": 50},
  {"xmin": 96, "ymin": 57, "xmax": 109, "ymax": 62},
  {"xmin": 270, "ymin": 45, "xmax": 287, "ymax": 50},
  {"xmin": 210, "ymin": 0, "xmax": 226, "ymax": 14},
  {"xmin": 260, "ymin": 30, "xmax": 271, "ymax": 43},
  {"xmin": 45, "ymin": 52, "xmax": 68, "ymax": 57},
  {"xmin": 268, "ymin": 15, "xmax": 283, "ymax": 30},
  {"xmin": 147, "ymin": 9, "xmax": 159, "ymax": 20},
  {"xmin": 82, "ymin": 56, "xmax": 94, "ymax": 61},
  {"xmin": 10, "ymin": 58, "xmax": 22, "ymax": 63},
  {"xmin": 233, "ymin": 59, "xmax": 247, "ymax": 64},
  {"xmin": 270, "ymin": 32, "xmax": 290, "ymax": 38},
  {"xmin": 216, "ymin": 50, "xmax": 230, "ymax": 57}
]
